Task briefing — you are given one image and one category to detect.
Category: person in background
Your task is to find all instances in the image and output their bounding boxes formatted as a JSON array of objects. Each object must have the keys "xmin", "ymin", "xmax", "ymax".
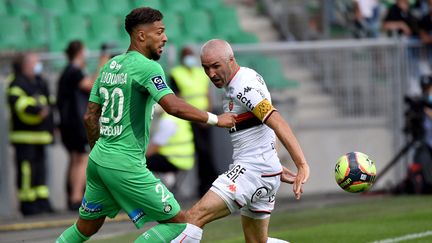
[
  {"xmin": 353, "ymin": 0, "xmax": 381, "ymax": 38},
  {"xmin": 146, "ymin": 110, "xmax": 195, "ymax": 190},
  {"xmin": 383, "ymin": 0, "xmax": 419, "ymax": 37},
  {"xmin": 170, "ymin": 46, "xmax": 217, "ymax": 196},
  {"xmin": 57, "ymin": 40, "xmax": 109, "ymax": 210},
  {"xmin": 418, "ymin": 0, "xmax": 432, "ymax": 44},
  {"xmin": 7, "ymin": 52, "xmax": 54, "ymax": 216}
]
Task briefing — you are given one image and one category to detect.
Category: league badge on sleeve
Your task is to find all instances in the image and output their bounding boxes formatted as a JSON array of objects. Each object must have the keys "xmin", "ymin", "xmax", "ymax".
[{"xmin": 151, "ymin": 76, "xmax": 167, "ymax": 90}]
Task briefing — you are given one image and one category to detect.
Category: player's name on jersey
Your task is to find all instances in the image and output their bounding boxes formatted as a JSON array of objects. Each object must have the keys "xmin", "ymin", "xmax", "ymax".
[
  {"xmin": 100, "ymin": 124, "xmax": 123, "ymax": 136},
  {"xmin": 100, "ymin": 72, "xmax": 128, "ymax": 85}
]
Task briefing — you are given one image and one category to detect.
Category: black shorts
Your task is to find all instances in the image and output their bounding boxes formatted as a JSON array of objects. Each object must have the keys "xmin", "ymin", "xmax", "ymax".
[{"xmin": 59, "ymin": 125, "xmax": 89, "ymax": 153}]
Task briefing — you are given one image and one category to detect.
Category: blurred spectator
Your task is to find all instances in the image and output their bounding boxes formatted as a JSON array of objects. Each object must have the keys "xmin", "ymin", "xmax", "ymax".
[
  {"xmin": 169, "ymin": 46, "xmax": 217, "ymax": 196},
  {"xmin": 57, "ymin": 40, "xmax": 108, "ymax": 210},
  {"xmin": 418, "ymin": 0, "xmax": 432, "ymax": 44},
  {"xmin": 412, "ymin": 0, "xmax": 430, "ymax": 20},
  {"xmin": 383, "ymin": 0, "xmax": 419, "ymax": 37},
  {"xmin": 146, "ymin": 111, "xmax": 195, "ymax": 190},
  {"xmin": 353, "ymin": 0, "xmax": 381, "ymax": 38},
  {"xmin": 7, "ymin": 53, "xmax": 54, "ymax": 216}
]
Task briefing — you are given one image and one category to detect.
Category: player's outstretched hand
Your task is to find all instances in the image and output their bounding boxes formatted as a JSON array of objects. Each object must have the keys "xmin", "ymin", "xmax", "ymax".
[
  {"xmin": 217, "ymin": 113, "xmax": 237, "ymax": 128},
  {"xmin": 293, "ymin": 163, "xmax": 310, "ymax": 200}
]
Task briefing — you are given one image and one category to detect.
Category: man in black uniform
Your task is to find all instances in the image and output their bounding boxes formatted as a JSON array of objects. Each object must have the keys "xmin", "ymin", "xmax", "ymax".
[
  {"xmin": 419, "ymin": 0, "xmax": 432, "ymax": 44},
  {"xmin": 7, "ymin": 53, "xmax": 54, "ymax": 215}
]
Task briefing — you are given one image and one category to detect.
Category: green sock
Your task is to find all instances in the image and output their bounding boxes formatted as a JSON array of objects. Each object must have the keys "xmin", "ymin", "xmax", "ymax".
[
  {"xmin": 135, "ymin": 223, "xmax": 187, "ymax": 243},
  {"xmin": 56, "ymin": 223, "xmax": 90, "ymax": 243}
]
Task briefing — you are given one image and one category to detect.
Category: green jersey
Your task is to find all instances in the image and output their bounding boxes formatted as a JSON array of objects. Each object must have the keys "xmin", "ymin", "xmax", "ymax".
[{"xmin": 88, "ymin": 51, "xmax": 173, "ymax": 171}]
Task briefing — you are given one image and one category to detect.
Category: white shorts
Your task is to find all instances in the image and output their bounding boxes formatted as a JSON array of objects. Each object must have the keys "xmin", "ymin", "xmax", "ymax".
[{"xmin": 210, "ymin": 163, "xmax": 281, "ymax": 219}]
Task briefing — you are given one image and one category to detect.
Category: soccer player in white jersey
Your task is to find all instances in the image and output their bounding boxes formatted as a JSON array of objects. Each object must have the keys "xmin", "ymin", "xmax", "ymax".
[{"xmin": 139, "ymin": 39, "xmax": 310, "ymax": 243}]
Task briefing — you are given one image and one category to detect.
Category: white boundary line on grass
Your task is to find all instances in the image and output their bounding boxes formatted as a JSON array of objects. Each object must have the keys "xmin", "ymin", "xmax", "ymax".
[{"xmin": 371, "ymin": 230, "xmax": 432, "ymax": 243}]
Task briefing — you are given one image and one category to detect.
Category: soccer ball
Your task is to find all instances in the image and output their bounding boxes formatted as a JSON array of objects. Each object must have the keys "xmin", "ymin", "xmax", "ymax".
[{"xmin": 335, "ymin": 152, "xmax": 377, "ymax": 193}]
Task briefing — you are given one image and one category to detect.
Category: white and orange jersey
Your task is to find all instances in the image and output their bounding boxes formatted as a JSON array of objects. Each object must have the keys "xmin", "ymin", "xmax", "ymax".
[{"xmin": 223, "ymin": 67, "xmax": 282, "ymax": 175}]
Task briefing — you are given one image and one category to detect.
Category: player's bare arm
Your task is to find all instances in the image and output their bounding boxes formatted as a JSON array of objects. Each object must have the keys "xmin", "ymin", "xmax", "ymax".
[
  {"xmin": 158, "ymin": 93, "xmax": 236, "ymax": 128},
  {"xmin": 264, "ymin": 110, "xmax": 310, "ymax": 199},
  {"xmin": 84, "ymin": 101, "xmax": 102, "ymax": 149}
]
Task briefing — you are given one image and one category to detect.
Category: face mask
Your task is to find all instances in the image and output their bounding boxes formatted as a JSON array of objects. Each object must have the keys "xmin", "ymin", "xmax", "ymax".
[
  {"xmin": 183, "ymin": 55, "xmax": 198, "ymax": 68},
  {"xmin": 33, "ymin": 62, "xmax": 43, "ymax": 74}
]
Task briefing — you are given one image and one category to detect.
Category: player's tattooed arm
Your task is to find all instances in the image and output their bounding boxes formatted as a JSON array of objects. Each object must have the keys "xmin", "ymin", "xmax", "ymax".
[{"xmin": 84, "ymin": 101, "xmax": 101, "ymax": 149}]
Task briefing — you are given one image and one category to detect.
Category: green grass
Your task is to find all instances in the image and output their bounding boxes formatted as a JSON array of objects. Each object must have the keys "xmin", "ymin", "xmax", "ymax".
[{"xmin": 89, "ymin": 195, "xmax": 432, "ymax": 243}]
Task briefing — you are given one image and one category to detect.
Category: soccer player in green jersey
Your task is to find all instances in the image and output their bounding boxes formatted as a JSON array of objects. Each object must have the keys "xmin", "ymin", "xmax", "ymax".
[{"xmin": 56, "ymin": 7, "xmax": 236, "ymax": 243}]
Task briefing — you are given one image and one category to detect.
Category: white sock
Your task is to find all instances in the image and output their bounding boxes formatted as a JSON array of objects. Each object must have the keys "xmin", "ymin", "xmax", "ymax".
[
  {"xmin": 267, "ymin": 237, "xmax": 289, "ymax": 243},
  {"xmin": 171, "ymin": 223, "xmax": 203, "ymax": 243}
]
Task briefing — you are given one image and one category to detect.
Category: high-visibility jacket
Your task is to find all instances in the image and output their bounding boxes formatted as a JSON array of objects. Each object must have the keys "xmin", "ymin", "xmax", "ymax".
[
  {"xmin": 158, "ymin": 113, "xmax": 195, "ymax": 170},
  {"xmin": 171, "ymin": 65, "xmax": 209, "ymax": 110},
  {"xmin": 7, "ymin": 74, "xmax": 54, "ymax": 145}
]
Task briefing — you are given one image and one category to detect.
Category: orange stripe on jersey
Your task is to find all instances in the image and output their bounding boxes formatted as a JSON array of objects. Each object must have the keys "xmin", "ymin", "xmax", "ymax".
[{"xmin": 235, "ymin": 112, "xmax": 255, "ymax": 123}]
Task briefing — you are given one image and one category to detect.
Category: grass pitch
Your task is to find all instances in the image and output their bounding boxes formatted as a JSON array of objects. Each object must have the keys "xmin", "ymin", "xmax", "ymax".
[{"xmin": 89, "ymin": 195, "xmax": 432, "ymax": 243}]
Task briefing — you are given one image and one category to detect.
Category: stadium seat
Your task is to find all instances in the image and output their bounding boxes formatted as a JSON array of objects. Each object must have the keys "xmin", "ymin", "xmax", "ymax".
[
  {"xmin": 69, "ymin": 0, "xmax": 100, "ymax": 15},
  {"xmin": 88, "ymin": 14, "xmax": 121, "ymax": 50},
  {"xmin": 27, "ymin": 15, "xmax": 55, "ymax": 49},
  {"xmin": 8, "ymin": 0, "xmax": 39, "ymax": 17},
  {"xmin": 253, "ymin": 57, "xmax": 298, "ymax": 89},
  {"xmin": 0, "ymin": 0, "xmax": 7, "ymax": 15},
  {"xmin": 57, "ymin": 14, "xmax": 88, "ymax": 45},
  {"xmin": 39, "ymin": 0, "xmax": 70, "ymax": 16},
  {"xmin": 162, "ymin": 11, "xmax": 182, "ymax": 41},
  {"xmin": 230, "ymin": 31, "xmax": 260, "ymax": 44},
  {"xmin": 193, "ymin": 0, "xmax": 223, "ymax": 11},
  {"xmin": 100, "ymin": 0, "xmax": 131, "ymax": 16},
  {"xmin": 0, "ymin": 16, "xmax": 27, "ymax": 50},
  {"xmin": 131, "ymin": 0, "xmax": 163, "ymax": 10},
  {"xmin": 181, "ymin": 10, "xmax": 213, "ymax": 41},
  {"xmin": 162, "ymin": 0, "xmax": 192, "ymax": 13},
  {"xmin": 210, "ymin": 7, "xmax": 242, "ymax": 38}
]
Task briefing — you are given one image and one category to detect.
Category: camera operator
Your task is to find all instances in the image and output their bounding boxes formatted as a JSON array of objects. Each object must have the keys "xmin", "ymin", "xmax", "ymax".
[{"xmin": 400, "ymin": 75, "xmax": 432, "ymax": 194}]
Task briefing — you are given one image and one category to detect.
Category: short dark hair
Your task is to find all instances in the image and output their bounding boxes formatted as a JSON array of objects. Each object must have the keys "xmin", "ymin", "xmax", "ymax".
[
  {"xmin": 65, "ymin": 40, "xmax": 84, "ymax": 61},
  {"xmin": 125, "ymin": 7, "xmax": 163, "ymax": 35}
]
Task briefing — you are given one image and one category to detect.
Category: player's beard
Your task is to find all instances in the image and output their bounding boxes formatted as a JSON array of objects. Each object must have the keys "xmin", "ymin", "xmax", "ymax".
[{"xmin": 150, "ymin": 47, "xmax": 161, "ymax": 61}]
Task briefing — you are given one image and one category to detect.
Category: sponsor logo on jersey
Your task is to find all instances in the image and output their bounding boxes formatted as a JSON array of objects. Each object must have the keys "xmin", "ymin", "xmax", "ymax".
[
  {"xmin": 243, "ymin": 86, "xmax": 252, "ymax": 94},
  {"xmin": 129, "ymin": 209, "xmax": 145, "ymax": 223},
  {"xmin": 225, "ymin": 164, "xmax": 246, "ymax": 183},
  {"xmin": 251, "ymin": 187, "xmax": 269, "ymax": 203},
  {"xmin": 151, "ymin": 76, "xmax": 167, "ymax": 90},
  {"xmin": 81, "ymin": 198, "xmax": 103, "ymax": 213},
  {"xmin": 236, "ymin": 92, "xmax": 254, "ymax": 110}
]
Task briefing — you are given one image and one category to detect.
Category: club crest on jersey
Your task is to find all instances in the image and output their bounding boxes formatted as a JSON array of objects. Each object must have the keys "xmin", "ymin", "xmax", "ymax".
[
  {"xmin": 151, "ymin": 76, "xmax": 167, "ymax": 90},
  {"xmin": 229, "ymin": 100, "xmax": 234, "ymax": 111}
]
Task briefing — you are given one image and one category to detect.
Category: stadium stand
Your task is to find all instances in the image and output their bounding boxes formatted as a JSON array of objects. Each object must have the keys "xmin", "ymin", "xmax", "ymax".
[
  {"xmin": 39, "ymin": 0, "xmax": 70, "ymax": 16},
  {"xmin": 69, "ymin": 0, "xmax": 101, "ymax": 15},
  {"xmin": 0, "ymin": 16, "xmax": 27, "ymax": 50},
  {"xmin": 0, "ymin": 0, "xmax": 293, "ymax": 89}
]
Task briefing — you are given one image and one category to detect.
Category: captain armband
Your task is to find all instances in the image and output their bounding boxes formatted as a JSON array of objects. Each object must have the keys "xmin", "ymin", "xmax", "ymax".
[{"xmin": 252, "ymin": 99, "xmax": 276, "ymax": 123}]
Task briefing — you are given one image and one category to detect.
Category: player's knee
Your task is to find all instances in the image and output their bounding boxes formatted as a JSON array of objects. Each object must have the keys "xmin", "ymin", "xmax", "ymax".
[{"xmin": 76, "ymin": 217, "xmax": 105, "ymax": 237}]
